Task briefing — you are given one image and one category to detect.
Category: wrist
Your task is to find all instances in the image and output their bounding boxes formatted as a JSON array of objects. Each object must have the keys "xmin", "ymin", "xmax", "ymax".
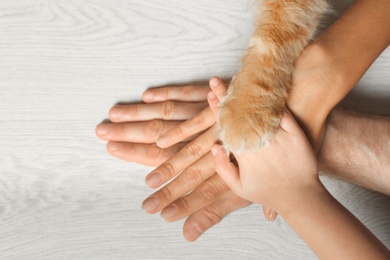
[
  {"xmin": 275, "ymin": 178, "xmax": 327, "ymax": 218},
  {"xmin": 288, "ymin": 42, "xmax": 339, "ymax": 149},
  {"xmin": 312, "ymin": 0, "xmax": 390, "ymax": 107}
]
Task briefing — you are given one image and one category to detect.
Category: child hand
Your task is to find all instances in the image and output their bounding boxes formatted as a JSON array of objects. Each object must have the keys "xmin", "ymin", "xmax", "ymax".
[{"xmin": 211, "ymin": 109, "xmax": 319, "ymax": 215}]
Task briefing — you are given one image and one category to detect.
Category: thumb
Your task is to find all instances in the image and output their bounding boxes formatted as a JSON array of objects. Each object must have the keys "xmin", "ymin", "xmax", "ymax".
[
  {"xmin": 263, "ymin": 206, "xmax": 278, "ymax": 222},
  {"xmin": 211, "ymin": 144, "xmax": 241, "ymax": 191}
]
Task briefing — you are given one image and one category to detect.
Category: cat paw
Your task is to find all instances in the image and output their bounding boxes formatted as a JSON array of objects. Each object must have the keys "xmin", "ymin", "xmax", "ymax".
[{"xmin": 218, "ymin": 79, "xmax": 286, "ymax": 154}]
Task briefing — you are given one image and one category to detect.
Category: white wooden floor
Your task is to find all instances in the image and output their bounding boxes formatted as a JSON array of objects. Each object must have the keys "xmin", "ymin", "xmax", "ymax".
[{"xmin": 1, "ymin": 0, "xmax": 389, "ymax": 259}]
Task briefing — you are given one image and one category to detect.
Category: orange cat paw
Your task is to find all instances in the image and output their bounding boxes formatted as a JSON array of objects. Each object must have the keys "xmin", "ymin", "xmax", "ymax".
[{"xmin": 218, "ymin": 79, "xmax": 286, "ymax": 154}]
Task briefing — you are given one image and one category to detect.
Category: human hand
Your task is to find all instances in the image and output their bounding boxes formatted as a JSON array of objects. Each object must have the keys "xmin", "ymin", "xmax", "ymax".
[
  {"xmin": 140, "ymin": 41, "xmax": 338, "ymax": 225},
  {"xmin": 95, "ymin": 80, "xmax": 263, "ymax": 241},
  {"xmin": 97, "ymin": 45, "xmax": 334, "ymax": 241},
  {"xmin": 96, "ymin": 85, "xmax": 211, "ymax": 166},
  {"xmin": 211, "ymin": 107, "xmax": 319, "ymax": 214},
  {"xmin": 98, "ymin": 0, "xmax": 389, "ymax": 242},
  {"xmin": 141, "ymin": 77, "xmax": 276, "ymax": 227},
  {"xmin": 97, "ymin": 44, "xmax": 335, "ymax": 239},
  {"xmin": 143, "ymin": 41, "xmax": 340, "ymax": 238}
]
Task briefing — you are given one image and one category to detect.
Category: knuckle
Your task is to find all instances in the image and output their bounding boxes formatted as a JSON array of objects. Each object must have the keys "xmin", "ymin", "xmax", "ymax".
[
  {"xmin": 145, "ymin": 119, "xmax": 162, "ymax": 140},
  {"xmin": 182, "ymin": 85, "xmax": 196, "ymax": 100},
  {"xmin": 162, "ymin": 87, "xmax": 170, "ymax": 99},
  {"xmin": 159, "ymin": 186, "xmax": 174, "ymax": 203},
  {"xmin": 199, "ymin": 181, "xmax": 220, "ymax": 201},
  {"xmin": 203, "ymin": 206, "xmax": 223, "ymax": 225},
  {"xmin": 160, "ymin": 161, "xmax": 176, "ymax": 179},
  {"xmin": 147, "ymin": 144, "xmax": 163, "ymax": 161},
  {"xmin": 185, "ymin": 167, "xmax": 204, "ymax": 185},
  {"xmin": 177, "ymin": 197, "xmax": 192, "ymax": 214},
  {"xmin": 170, "ymin": 125, "xmax": 184, "ymax": 142},
  {"xmin": 161, "ymin": 100, "xmax": 175, "ymax": 120},
  {"xmin": 192, "ymin": 113, "xmax": 206, "ymax": 129},
  {"xmin": 185, "ymin": 143, "xmax": 203, "ymax": 158},
  {"xmin": 129, "ymin": 104, "xmax": 139, "ymax": 118},
  {"xmin": 117, "ymin": 123, "xmax": 126, "ymax": 136}
]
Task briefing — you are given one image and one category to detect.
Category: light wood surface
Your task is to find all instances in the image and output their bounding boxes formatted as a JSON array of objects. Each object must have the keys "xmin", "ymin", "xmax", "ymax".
[{"xmin": 0, "ymin": 0, "xmax": 389, "ymax": 259}]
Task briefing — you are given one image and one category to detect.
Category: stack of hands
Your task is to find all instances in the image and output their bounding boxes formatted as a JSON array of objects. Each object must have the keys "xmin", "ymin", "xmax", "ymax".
[{"xmin": 96, "ymin": 0, "xmax": 390, "ymax": 258}]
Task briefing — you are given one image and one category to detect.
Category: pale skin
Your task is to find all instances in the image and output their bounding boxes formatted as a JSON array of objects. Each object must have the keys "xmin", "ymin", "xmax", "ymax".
[
  {"xmin": 209, "ymin": 97, "xmax": 390, "ymax": 258},
  {"xmin": 96, "ymin": 0, "xmax": 390, "ymax": 241}
]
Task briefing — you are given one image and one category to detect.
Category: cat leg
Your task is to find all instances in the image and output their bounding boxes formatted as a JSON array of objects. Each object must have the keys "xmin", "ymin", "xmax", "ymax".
[{"xmin": 219, "ymin": 0, "xmax": 328, "ymax": 153}]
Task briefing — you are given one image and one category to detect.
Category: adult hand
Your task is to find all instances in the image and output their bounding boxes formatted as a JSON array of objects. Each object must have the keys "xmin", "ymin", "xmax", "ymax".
[
  {"xmin": 98, "ymin": 0, "xmax": 390, "ymax": 241},
  {"xmin": 96, "ymin": 85, "xmax": 210, "ymax": 166},
  {"xmin": 97, "ymin": 43, "xmax": 336, "ymax": 240},
  {"xmin": 97, "ymin": 52, "xmax": 333, "ymax": 242},
  {"xmin": 95, "ymin": 81, "xmax": 264, "ymax": 242},
  {"xmin": 141, "ymin": 78, "xmax": 276, "ymax": 231},
  {"xmin": 141, "ymin": 38, "xmax": 342, "ymax": 240}
]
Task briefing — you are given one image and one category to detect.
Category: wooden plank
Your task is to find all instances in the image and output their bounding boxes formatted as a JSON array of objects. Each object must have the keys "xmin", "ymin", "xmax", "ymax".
[{"xmin": 0, "ymin": 0, "xmax": 389, "ymax": 259}]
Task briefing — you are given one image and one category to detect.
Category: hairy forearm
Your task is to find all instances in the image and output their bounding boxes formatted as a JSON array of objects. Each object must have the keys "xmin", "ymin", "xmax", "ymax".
[
  {"xmin": 281, "ymin": 182, "xmax": 390, "ymax": 259},
  {"xmin": 318, "ymin": 108, "xmax": 390, "ymax": 195}
]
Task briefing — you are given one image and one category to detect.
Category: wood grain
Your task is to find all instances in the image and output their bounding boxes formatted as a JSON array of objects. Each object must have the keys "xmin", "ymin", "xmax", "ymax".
[{"xmin": 0, "ymin": 0, "xmax": 389, "ymax": 259}]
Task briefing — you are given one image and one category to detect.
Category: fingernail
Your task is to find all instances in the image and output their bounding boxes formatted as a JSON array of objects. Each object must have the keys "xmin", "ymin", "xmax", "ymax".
[
  {"xmin": 142, "ymin": 197, "xmax": 160, "ymax": 213},
  {"xmin": 146, "ymin": 172, "xmax": 163, "ymax": 188},
  {"xmin": 143, "ymin": 91, "xmax": 154, "ymax": 101},
  {"xmin": 210, "ymin": 77, "xmax": 219, "ymax": 87},
  {"xmin": 211, "ymin": 147, "xmax": 217, "ymax": 156},
  {"xmin": 161, "ymin": 204, "xmax": 178, "ymax": 220},
  {"xmin": 107, "ymin": 142, "xmax": 118, "ymax": 152},
  {"xmin": 269, "ymin": 210, "xmax": 277, "ymax": 221},
  {"xmin": 185, "ymin": 224, "xmax": 204, "ymax": 241},
  {"xmin": 208, "ymin": 91, "xmax": 216, "ymax": 99},
  {"xmin": 110, "ymin": 107, "xmax": 124, "ymax": 120},
  {"xmin": 96, "ymin": 125, "xmax": 108, "ymax": 136},
  {"xmin": 156, "ymin": 135, "xmax": 171, "ymax": 148}
]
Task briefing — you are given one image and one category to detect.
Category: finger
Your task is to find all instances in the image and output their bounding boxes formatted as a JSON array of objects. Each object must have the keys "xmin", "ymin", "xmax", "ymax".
[
  {"xmin": 182, "ymin": 189, "xmax": 251, "ymax": 242},
  {"xmin": 106, "ymin": 141, "xmax": 186, "ymax": 167},
  {"xmin": 142, "ymin": 85, "xmax": 210, "ymax": 103},
  {"xmin": 145, "ymin": 126, "xmax": 218, "ymax": 189},
  {"xmin": 263, "ymin": 206, "xmax": 278, "ymax": 222},
  {"xmin": 207, "ymin": 91, "xmax": 219, "ymax": 119},
  {"xmin": 156, "ymin": 107, "xmax": 215, "ymax": 148},
  {"xmin": 109, "ymin": 101, "xmax": 208, "ymax": 123},
  {"xmin": 211, "ymin": 144, "xmax": 241, "ymax": 191},
  {"xmin": 278, "ymin": 108, "xmax": 302, "ymax": 135},
  {"xmin": 161, "ymin": 174, "xmax": 229, "ymax": 222},
  {"xmin": 209, "ymin": 77, "xmax": 228, "ymax": 100},
  {"xmin": 96, "ymin": 120, "xmax": 181, "ymax": 143},
  {"xmin": 142, "ymin": 153, "xmax": 215, "ymax": 214}
]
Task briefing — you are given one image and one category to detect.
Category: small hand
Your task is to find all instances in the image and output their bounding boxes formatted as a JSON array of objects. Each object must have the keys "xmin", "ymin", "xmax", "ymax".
[
  {"xmin": 169, "ymin": 42, "xmax": 341, "ymax": 240},
  {"xmin": 95, "ymin": 81, "xmax": 268, "ymax": 241},
  {"xmin": 212, "ymin": 109, "xmax": 319, "ymax": 214}
]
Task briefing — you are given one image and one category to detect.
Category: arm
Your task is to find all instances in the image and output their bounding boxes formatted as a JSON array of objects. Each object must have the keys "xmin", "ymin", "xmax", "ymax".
[
  {"xmin": 318, "ymin": 108, "xmax": 390, "ymax": 196},
  {"xmin": 287, "ymin": 0, "xmax": 390, "ymax": 148},
  {"xmin": 283, "ymin": 185, "xmax": 390, "ymax": 259},
  {"xmin": 211, "ymin": 107, "xmax": 390, "ymax": 258},
  {"xmin": 97, "ymin": 80, "xmax": 390, "ymax": 242},
  {"xmin": 142, "ymin": 0, "xmax": 390, "ymax": 198},
  {"xmin": 97, "ymin": 0, "xmax": 390, "ymax": 242}
]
